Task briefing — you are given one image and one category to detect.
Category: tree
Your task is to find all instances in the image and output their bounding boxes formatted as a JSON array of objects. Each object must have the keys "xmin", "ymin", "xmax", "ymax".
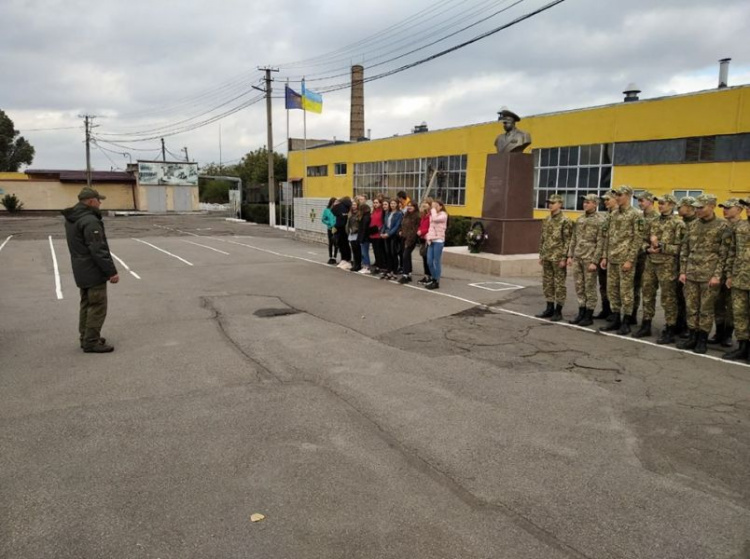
[
  {"xmin": 0, "ymin": 110, "xmax": 35, "ymax": 172},
  {"xmin": 235, "ymin": 148, "xmax": 287, "ymax": 202}
]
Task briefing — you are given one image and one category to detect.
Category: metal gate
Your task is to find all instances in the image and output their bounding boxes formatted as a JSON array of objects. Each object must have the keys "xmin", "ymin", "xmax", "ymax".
[
  {"xmin": 278, "ymin": 180, "xmax": 302, "ymax": 229},
  {"xmin": 174, "ymin": 187, "xmax": 192, "ymax": 212},
  {"xmin": 146, "ymin": 186, "xmax": 167, "ymax": 213}
]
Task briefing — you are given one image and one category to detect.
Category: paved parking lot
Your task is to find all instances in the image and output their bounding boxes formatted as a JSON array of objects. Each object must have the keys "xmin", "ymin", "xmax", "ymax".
[{"xmin": 1, "ymin": 214, "xmax": 749, "ymax": 559}]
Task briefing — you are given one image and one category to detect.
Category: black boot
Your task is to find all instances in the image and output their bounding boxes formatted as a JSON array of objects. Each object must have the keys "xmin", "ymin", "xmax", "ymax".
[
  {"xmin": 535, "ymin": 302, "xmax": 554, "ymax": 319},
  {"xmin": 723, "ymin": 340, "xmax": 749, "ymax": 361},
  {"xmin": 550, "ymin": 304, "xmax": 563, "ymax": 322},
  {"xmin": 707, "ymin": 323, "xmax": 724, "ymax": 344},
  {"xmin": 677, "ymin": 330, "xmax": 698, "ymax": 350},
  {"xmin": 599, "ymin": 314, "xmax": 621, "ymax": 332},
  {"xmin": 593, "ymin": 300, "xmax": 612, "ymax": 320},
  {"xmin": 568, "ymin": 306, "xmax": 585, "ymax": 325},
  {"xmin": 694, "ymin": 331, "xmax": 708, "ymax": 354},
  {"xmin": 721, "ymin": 326, "xmax": 734, "ymax": 348},
  {"xmin": 655, "ymin": 325, "xmax": 675, "ymax": 345},
  {"xmin": 617, "ymin": 315, "xmax": 633, "ymax": 335},
  {"xmin": 632, "ymin": 319, "xmax": 652, "ymax": 339},
  {"xmin": 578, "ymin": 309, "xmax": 594, "ymax": 327},
  {"xmin": 425, "ymin": 280, "xmax": 440, "ymax": 290},
  {"xmin": 628, "ymin": 312, "xmax": 638, "ymax": 325}
]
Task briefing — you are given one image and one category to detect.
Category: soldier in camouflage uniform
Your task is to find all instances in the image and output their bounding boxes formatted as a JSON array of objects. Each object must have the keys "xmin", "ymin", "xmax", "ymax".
[
  {"xmin": 593, "ymin": 193, "xmax": 616, "ymax": 320},
  {"xmin": 566, "ymin": 193, "xmax": 604, "ymax": 327},
  {"xmin": 599, "ymin": 185, "xmax": 644, "ymax": 335},
  {"xmin": 709, "ymin": 199, "xmax": 742, "ymax": 347},
  {"xmin": 536, "ymin": 194, "xmax": 573, "ymax": 322},
  {"xmin": 676, "ymin": 196, "xmax": 698, "ymax": 337},
  {"xmin": 632, "ymin": 194, "xmax": 685, "ymax": 343},
  {"xmin": 677, "ymin": 194, "xmax": 731, "ymax": 354},
  {"xmin": 633, "ymin": 191, "xmax": 660, "ymax": 325},
  {"xmin": 724, "ymin": 198, "xmax": 750, "ymax": 361}
]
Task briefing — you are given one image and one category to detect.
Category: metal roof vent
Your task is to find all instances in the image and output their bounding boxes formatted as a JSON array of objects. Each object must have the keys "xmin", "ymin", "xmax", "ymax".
[
  {"xmin": 719, "ymin": 58, "xmax": 731, "ymax": 88},
  {"xmin": 623, "ymin": 83, "xmax": 641, "ymax": 102}
]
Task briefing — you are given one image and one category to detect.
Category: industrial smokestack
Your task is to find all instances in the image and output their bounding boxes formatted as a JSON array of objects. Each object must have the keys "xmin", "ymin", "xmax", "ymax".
[
  {"xmin": 718, "ymin": 58, "xmax": 731, "ymax": 89},
  {"xmin": 350, "ymin": 65, "xmax": 365, "ymax": 141}
]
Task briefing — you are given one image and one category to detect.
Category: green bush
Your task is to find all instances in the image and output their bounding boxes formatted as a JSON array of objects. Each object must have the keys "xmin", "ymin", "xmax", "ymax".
[
  {"xmin": 1, "ymin": 193, "xmax": 24, "ymax": 213},
  {"xmin": 445, "ymin": 215, "xmax": 471, "ymax": 247},
  {"xmin": 240, "ymin": 203, "xmax": 270, "ymax": 224},
  {"xmin": 200, "ymin": 180, "xmax": 230, "ymax": 203}
]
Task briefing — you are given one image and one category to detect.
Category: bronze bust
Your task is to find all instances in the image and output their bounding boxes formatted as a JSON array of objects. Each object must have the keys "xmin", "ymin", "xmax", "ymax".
[{"xmin": 494, "ymin": 108, "xmax": 532, "ymax": 154}]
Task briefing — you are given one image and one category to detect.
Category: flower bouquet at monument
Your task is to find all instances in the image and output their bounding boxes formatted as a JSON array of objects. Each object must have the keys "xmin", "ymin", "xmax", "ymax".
[{"xmin": 466, "ymin": 221, "xmax": 488, "ymax": 254}]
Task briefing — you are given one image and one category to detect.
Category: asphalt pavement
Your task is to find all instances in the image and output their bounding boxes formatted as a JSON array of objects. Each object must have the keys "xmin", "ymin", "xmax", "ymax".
[{"xmin": 1, "ymin": 214, "xmax": 748, "ymax": 559}]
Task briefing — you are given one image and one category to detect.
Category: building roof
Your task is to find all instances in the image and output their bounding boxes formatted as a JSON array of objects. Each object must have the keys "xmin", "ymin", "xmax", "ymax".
[{"xmin": 26, "ymin": 169, "xmax": 136, "ymax": 183}]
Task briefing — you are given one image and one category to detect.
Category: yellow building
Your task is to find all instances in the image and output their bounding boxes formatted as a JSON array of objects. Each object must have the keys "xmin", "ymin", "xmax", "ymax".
[{"xmin": 288, "ymin": 84, "xmax": 750, "ymax": 218}]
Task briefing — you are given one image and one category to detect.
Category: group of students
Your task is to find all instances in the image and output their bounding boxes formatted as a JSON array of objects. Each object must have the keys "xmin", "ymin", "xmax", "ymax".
[
  {"xmin": 538, "ymin": 185, "xmax": 750, "ymax": 361},
  {"xmin": 321, "ymin": 191, "xmax": 448, "ymax": 290}
]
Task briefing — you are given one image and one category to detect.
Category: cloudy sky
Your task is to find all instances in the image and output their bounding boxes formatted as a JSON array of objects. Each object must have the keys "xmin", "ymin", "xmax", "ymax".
[{"xmin": 2, "ymin": 0, "xmax": 749, "ymax": 170}]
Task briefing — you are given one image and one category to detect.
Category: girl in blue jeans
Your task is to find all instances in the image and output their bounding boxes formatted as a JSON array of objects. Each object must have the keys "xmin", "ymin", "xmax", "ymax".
[{"xmin": 425, "ymin": 200, "xmax": 448, "ymax": 290}]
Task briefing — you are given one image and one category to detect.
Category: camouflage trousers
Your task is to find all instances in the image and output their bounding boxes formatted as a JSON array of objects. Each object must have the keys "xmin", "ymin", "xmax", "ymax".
[
  {"xmin": 79, "ymin": 283, "xmax": 108, "ymax": 347},
  {"xmin": 732, "ymin": 288, "xmax": 750, "ymax": 341},
  {"xmin": 641, "ymin": 258, "xmax": 678, "ymax": 324},
  {"xmin": 632, "ymin": 252, "xmax": 647, "ymax": 318},
  {"xmin": 684, "ymin": 280, "xmax": 720, "ymax": 333},
  {"xmin": 714, "ymin": 280, "xmax": 734, "ymax": 327},
  {"xmin": 606, "ymin": 262, "xmax": 635, "ymax": 315},
  {"xmin": 542, "ymin": 260, "xmax": 567, "ymax": 304},
  {"xmin": 572, "ymin": 259, "xmax": 598, "ymax": 310}
]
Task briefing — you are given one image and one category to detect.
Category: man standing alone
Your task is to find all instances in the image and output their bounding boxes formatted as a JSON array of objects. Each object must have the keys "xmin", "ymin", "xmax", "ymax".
[
  {"xmin": 536, "ymin": 194, "xmax": 572, "ymax": 322},
  {"xmin": 63, "ymin": 187, "xmax": 119, "ymax": 353}
]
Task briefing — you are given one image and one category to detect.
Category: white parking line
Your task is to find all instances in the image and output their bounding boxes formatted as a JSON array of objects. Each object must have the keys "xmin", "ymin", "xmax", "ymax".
[
  {"xmin": 469, "ymin": 281, "xmax": 524, "ymax": 292},
  {"xmin": 111, "ymin": 252, "xmax": 142, "ymax": 279},
  {"xmin": 0, "ymin": 235, "xmax": 12, "ymax": 252},
  {"xmin": 132, "ymin": 238, "xmax": 194, "ymax": 266},
  {"xmin": 182, "ymin": 240, "xmax": 230, "ymax": 255},
  {"xmin": 48, "ymin": 236, "xmax": 63, "ymax": 300}
]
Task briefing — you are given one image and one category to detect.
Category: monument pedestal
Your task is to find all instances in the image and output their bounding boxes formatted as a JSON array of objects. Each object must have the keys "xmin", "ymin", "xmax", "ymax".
[{"xmin": 479, "ymin": 153, "xmax": 541, "ymax": 256}]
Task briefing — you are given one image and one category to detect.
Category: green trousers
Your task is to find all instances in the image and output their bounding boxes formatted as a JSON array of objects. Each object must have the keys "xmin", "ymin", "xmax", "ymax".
[{"xmin": 79, "ymin": 283, "xmax": 108, "ymax": 348}]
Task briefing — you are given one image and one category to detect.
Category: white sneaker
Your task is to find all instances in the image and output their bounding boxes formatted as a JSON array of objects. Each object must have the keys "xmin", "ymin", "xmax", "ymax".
[
  {"xmin": 340, "ymin": 261, "xmax": 352, "ymax": 271},
  {"xmin": 358, "ymin": 267, "xmax": 370, "ymax": 274}
]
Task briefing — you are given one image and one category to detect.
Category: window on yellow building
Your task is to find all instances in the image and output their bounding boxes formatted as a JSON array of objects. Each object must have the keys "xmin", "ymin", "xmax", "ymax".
[
  {"xmin": 307, "ymin": 165, "xmax": 328, "ymax": 177},
  {"xmin": 533, "ymin": 144, "xmax": 613, "ymax": 210},
  {"xmin": 334, "ymin": 163, "xmax": 347, "ymax": 175}
]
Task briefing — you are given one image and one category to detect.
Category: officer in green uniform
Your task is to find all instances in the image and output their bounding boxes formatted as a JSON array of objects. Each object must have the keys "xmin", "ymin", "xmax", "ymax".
[
  {"xmin": 677, "ymin": 194, "xmax": 730, "ymax": 354},
  {"xmin": 566, "ymin": 193, "xmax": 604, "ymax": 326},
  {"xmin": 599, "ymin": 185, "xmax": 643, "ymax": 335},
  {"xmin": 62, "ymin": 187, "xmax": 119, "ymax": 353},
  {"xmin": 724, "ymin": 197, "xmax": 750, "ymax": 361},
  {"xmin": 709, "ymin": 198, "xmax": 742, "ymax": 347},
  {"xmin": 633, "ymin": 191, "xmax": 660, "ymax": 325},
  {"xmin": 594, "ymin": 193, "xmax": 616, "ymax": 321},
  {"xmin": 536, "ymin": 194, "xmax": 573, "ymax": 322},
  {"xmin": 675, "ymin": 196, "xmax": 698, "ymax": 337},
  {"xmin": 634, "ymin": 194, "xmax": 685, "ymax": 343}
]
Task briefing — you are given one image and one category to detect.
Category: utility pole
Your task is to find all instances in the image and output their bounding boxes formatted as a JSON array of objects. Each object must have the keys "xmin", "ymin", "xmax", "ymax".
[
  {"xmin": 259, "ymin": 66, "xmax": 279, "ymax": 216},
  {"xmin": 80, "ymin": 114, "xmax": 96, "ymax": 188},
  {"xmin": 161, "ymin": 138, "xmax": 166, "ymax": 162},
  {"xmin": 182, "ymin": 147, "xmax": 189, "ymax": 162}
]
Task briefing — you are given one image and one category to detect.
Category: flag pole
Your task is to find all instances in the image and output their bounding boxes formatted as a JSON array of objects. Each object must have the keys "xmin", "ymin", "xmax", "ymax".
[{"xmin": 303, "ymin": 78, "xmax": 307, "ymax": 197}]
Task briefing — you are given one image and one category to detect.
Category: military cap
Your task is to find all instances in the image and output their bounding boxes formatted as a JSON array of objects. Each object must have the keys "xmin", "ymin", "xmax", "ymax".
[
  {"xmin": 546, "ymin": 194, "xmax": 564, "ymax": 203},
  {"xmin": 602, "ymin": 193, "xmax": 613, "ymax": 201},
  {"xmin": 719, "ymin": 198, "xmax": 743, "ymax": 208},
  {"xmin": 740, "ymin": 198, "xmax": 750, "ymax": 207},
  {"xmin": 691, "ymin": 194, "xmax": 717, "ymax": 207},
  {"xmin": 636, "ymin": 190, "xmax": 655, "ymax": 201},
  {"xmin": 655, "ymin": 194, "xmax": 677, "ymax": 204},
  {"xmin": 678, "ymin": 195, "xmax": 696, "ymax": 207},
  {"xmin": 497, "ymin": 107, "xmax": 521, "ymax": 122},
  {"xmin": 78, "ymin": 187, "xmax": 106, "ymax": 200},
  {"xmin": 580, "ymin": 193, "xmax": 600, "ymax": 203},
  {"xmin": 611, "ymin": 185, "xmax": 634, "ymax": 196}
]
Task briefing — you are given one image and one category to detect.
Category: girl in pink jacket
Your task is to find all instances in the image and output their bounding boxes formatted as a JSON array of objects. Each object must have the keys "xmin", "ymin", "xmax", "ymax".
[{"xmin": 425, "ymin": 200, "xmax": 448, "ymax": 290}]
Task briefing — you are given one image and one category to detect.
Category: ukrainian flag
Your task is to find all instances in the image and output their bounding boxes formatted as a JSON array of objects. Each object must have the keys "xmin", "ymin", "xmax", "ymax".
[{"xmin": 301, "ymin": 80, "xmax": 323, "ymax": 114}]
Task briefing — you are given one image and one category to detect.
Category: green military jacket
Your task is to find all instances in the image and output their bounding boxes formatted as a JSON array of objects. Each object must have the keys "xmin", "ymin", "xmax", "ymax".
[
  {"xmin": 602, "ymin": 205, "xmax": 643, "ymax": 264},
  {"xmin": 679, "ymin": 214, "xmax": 730, "ymax": 281},
  {"xmin": 539, "ymin": 211, "xmax": 573, "ymax": 262},
  {"xmin": 727, "ymin": 219, "xmax": 750, "ymax": 290},
  {"xmin": 568, "ymin": 211, "xmax": 604, "ymax": 262},
  {"xmin": 639, "ymin": 208, "xmax": 660, "ymax": 255},
  {"xmin": 644, "ymin": 213, "xmax": 686, "ymax": 265}
]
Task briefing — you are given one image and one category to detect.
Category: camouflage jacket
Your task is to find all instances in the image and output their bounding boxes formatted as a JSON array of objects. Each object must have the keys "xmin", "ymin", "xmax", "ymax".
[
  {"xmin": 644, "ymin": 213, "xmax": 686, "ymax": 265},
  {"xmin": 568, "ymin": 211, "xmax": 604, "ymax": 262},
  {"xmin": 679, "ymin": 215, "xmax": 730, "ymax": 281},
  {"xmin": 602, "ymin": 205, "xmax": 643, "ymax": 263},
  {"xmin": 727, "ymin": 220, "xmax": 750, "ymax": 290},
  {"xmin": 639, "ymin": 208, "xmax": 660, "ymax": 255},
  {"xmin": 539, "ymin": 211, "xmax": 573, "ymax": 262}
]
